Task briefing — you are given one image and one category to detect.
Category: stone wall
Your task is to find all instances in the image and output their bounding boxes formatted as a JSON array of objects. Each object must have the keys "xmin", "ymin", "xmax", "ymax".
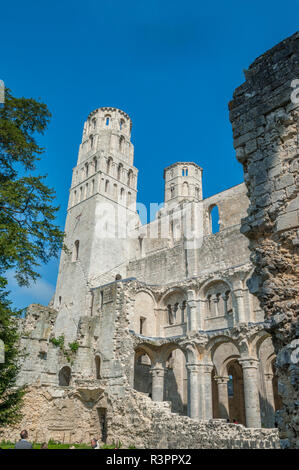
[
  {"xmin": 0, "ymin": 384, "xmax": 280, "ymax": 449},
  {"xmin": 229, "ymin": 31, "xmax": 299, "ymax": 448}
]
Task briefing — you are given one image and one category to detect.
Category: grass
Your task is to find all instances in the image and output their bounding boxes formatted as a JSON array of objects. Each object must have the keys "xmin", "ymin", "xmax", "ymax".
[{"xmin": 0, "ymin": 440, "xmax": 133, "ymax": 449}]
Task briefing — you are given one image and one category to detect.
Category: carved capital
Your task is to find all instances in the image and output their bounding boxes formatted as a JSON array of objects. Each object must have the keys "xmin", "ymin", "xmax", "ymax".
[{"xmin": 238, "ymin": 357, "xmax": 259, "ymax": 369}]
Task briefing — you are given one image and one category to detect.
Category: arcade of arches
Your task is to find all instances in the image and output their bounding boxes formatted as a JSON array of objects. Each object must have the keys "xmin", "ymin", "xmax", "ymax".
[{"xmin": 133, "ymin": 335, "xmax": 282, "ymax": 429}]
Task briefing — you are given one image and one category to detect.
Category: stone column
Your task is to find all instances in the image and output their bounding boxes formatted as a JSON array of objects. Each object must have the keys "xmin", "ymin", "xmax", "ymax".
[
  {"xmin": 203, "ymin": 364, "xmax": 214, "ymax": 420},
  {"xmin": 215, "ymin": 376, "xmax": 230, "ymax": 419},
  {"xmin": 264, "ymin": 373, "xmax": 275, "ymax": 428},
  {"xmin": 239, "ymin": 358, "xmax": 261, "ymax": 428},
  {"xmin": 186, "ymin": 363, "xmax": 200, "ymax": 420},
  {"xmin": 197, "ymin": 299, "xmax": 205, "ymax": 330},
  {"xmin": 233, "ymin": 289, "xmax": 246, "ymax": 323},
  {"xmin": 186, "ymin": 289, "xmax": 198, "ymax": 332},
  {"xmin": 150, "ymin": 366, "xmax": 165, "ymax": 402}
]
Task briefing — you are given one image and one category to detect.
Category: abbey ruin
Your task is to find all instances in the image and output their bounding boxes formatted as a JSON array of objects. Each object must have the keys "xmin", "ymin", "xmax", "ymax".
[{"xmin": 1, "ymin": 32, "xmax": 298, "ymax": 449}]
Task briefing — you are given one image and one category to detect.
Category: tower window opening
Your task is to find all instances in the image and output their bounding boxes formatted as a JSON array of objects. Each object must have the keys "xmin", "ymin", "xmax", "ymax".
[
  {"xmin": 119, "ymin": 136, "xmax": 125, "ymax": 152},
  {"xmin": 73, "ymin": 240, "xmax": 80, "ymax": 261},
  {"xmin": 105, "ymin": 116, "xmax": 110, "ymax": 126},
  {"xmin": 120, "ymin": 187, "xmax": 125, "ymax": 201},
  {"xmin": 120, "ymin": 119, "xmax": 125, "ymax": 130},
  {"xmin": 105, "ymin": 180, "xmax": 110, "ymax": 193},
  {"xmin": 117, "ymin": 163, "xmax": 123, "ymax": 181},
  {"xmin": 170, "ymin": 186, "xmax": 175, "ymax": 198},
  {"xmin": 127, "ymin": 170, "xmax": 133, "ymax": 187},
  {"xmin": 107, "ymin": 157, "xmax": 113, "ymax": 174},
  {"xmin": 93, "ymin": 157, "xmax": 97, "ymax": 173}
]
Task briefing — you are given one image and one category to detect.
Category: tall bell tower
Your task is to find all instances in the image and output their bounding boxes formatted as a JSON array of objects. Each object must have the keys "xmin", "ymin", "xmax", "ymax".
[{"xmin": 53, "ymin": 107, "xmax": 138, "ymax": 340}]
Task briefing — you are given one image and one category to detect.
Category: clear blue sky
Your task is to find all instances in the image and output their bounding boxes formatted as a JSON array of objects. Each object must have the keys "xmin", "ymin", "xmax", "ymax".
[{"xmin": 2, "ymin": 0, "xmax": 298, "ymax": 310}]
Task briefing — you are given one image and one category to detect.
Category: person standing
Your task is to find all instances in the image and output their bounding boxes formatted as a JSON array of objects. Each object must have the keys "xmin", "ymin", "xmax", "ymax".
[{"xmin": 14, "ymin": 430, "xmax": 33, "ymax": 449}]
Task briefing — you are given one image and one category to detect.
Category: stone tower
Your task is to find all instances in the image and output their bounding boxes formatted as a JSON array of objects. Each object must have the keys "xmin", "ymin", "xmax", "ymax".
[
  {"xmin": 53, "ymin": 107, "xmax": 138, "ymax": 341},
  {"xmin": 164, "ymin": 162, "xmax": 203, "ymax": 206}
]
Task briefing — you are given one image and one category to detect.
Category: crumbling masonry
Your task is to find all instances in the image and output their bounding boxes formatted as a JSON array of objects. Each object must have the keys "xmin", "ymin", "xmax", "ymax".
[
  {"xmin": 229, "ymin": 31, "xmax": 299, "ymax": 449},
  {"xmin": 1, "ymin": 34, "xmax": 297, "ymax": 449}
]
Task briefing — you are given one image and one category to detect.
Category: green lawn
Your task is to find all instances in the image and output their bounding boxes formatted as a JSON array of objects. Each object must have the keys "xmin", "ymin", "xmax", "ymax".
[{"xmin": 0, "ymin": 440, "xmax": 129, "ymax": 449}]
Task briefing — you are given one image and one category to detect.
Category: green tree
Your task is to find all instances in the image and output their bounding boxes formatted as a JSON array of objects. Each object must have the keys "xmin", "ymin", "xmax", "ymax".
[{"xmin": 0, "ymin": 88, "xmax": 64, "ymax": 426}]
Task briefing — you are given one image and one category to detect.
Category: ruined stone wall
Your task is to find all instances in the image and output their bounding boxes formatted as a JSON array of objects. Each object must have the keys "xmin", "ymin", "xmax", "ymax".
[{"xmin": 229, "ymin": 31, "xmax": 299, "ymax": 448}]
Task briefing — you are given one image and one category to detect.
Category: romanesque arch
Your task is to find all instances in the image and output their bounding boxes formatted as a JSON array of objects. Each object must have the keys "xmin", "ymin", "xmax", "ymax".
[{"xmin": 133, "ymin": 347, "xmax": 152, "ymax": 396}]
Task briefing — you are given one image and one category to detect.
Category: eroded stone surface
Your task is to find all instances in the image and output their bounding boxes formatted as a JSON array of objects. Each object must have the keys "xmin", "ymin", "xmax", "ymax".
[{"xmin": 229, "ymin": 31, "xmax": 299, "ymax": 448}]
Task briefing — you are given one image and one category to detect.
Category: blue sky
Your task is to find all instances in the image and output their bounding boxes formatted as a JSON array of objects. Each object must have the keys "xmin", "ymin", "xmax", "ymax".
[{"xmin": 2, "ymin": 0, "xmax": 298, "ymax": 309}]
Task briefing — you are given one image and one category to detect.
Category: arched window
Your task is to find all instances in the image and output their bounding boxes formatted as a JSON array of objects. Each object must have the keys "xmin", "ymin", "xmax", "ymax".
[
  {"xmin": 117, "ymin": 163, "xmax": 123, "ymax": 181},
  {"xmin": 93, "ymin": 157, "xmax": 97, "ymax": 173},
  {"xmin": 113, "ymin": 183, "xmax": 117, "ymax": 198},
  {"xmin": 95, "ymin": 355, "xmax": 101, "ymax": 379},
  {"xmin": 85, "ymin": 162, "xmax": 89, "ymax": 178},
  {"xmin": 92, "ymin": 118, "xmax": 96, "ymax": 129},
  {"xmin": 105, "ymin": 116, "xmax": 110, "ymax": 126},
  {"xmin": 195, "ymin": 186, "xmax": 200, "ymax": 199},
  {"xmin": 209, "ymin": 205, "xmax": 220, "ymax": 234},
  {"xmin": 120, "ymin": 187, "xmax": 125, "ymax": 202},
  {"xmin": 182, "ymin": 168, "xmax": 188, "ymax": 176},
  {"xmin": 59, "ymin": 366, "xmax": 71, "ymax": 386},
  {"xmin": 107, "ymin": 157, "xmax": 112, "ymax": 175},
  {"xmin": 119, "ymin": 136, "xmax": 125, "ymax": 152},
  {"xmin": 170, "ymin": 186, "xmax": 175, "ymax": 198},
  {"xmin": 73, "ymin": 240, "xmax": 80, "ymax": 261},
  {"xmin": 127, "ymin": 192, "xmax": 131, "ymax": 206},
  {"xmin": 89, "ymin": 135, "xmax": 93, "ymax": 149},
  {"xmin": 127, "ymin": 170, "xmax": 133, "ymax": 187},
  {"xmin": 105, "ymin": 180, "xmax": 110, "ymax": 193},
  {"xmin": 120, "ymin": 119, "xmax": 125, "ymax": 130}
]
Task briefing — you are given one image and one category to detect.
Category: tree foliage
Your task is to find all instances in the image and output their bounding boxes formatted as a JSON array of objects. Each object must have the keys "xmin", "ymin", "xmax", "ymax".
[{"xmin": 0, "ymin": 88, "xmax": 64, "ymax": 426}]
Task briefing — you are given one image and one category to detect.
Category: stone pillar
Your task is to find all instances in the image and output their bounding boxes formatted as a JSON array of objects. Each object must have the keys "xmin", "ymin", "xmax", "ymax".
[
  {"xmin": 197, "ymin": 299, "xmax": 205, "ymax": 330},
  {"xmin": 264, "ymin": 373, "xmax": 276, "ymax": 428},
  {"xmin": 203, "ymin": 364, "xmax": 214, "ymax": 420},
  {"xmin": 186, "ymin": 363, "xmax": 200, "ymax": 420},
  {"xmin": 215, "ymin": 376, "xmax": 230, "ymax": 419},
  {"xmin": 233, "ymin": 289, "xmax": 246, "ymax": 323},
  {"xmin": 239, "ymin": 358, "xmax": 261, "ymax": 428},
  {"xmin": 186, "ymin": 290, "xmax": 198, "ymax": 332},
  {"xmin": 150, "ymin": 366, "xmax": 165, "ymax": 402}
]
